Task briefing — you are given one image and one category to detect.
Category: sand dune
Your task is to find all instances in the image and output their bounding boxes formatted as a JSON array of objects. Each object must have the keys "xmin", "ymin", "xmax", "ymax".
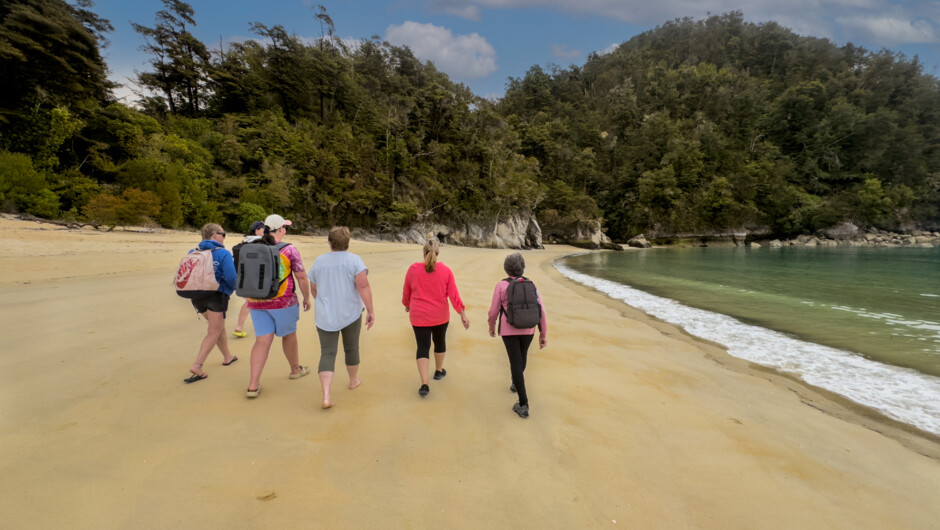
[{"xmin": 0, "ymin": 217, "xmax": 937, "ymax": 529}]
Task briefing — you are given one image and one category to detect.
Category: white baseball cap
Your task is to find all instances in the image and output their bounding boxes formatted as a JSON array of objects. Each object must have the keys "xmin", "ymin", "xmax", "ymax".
[{"xmin": 264, "ymin": 214, "xmax": 292, "ymax": 231}]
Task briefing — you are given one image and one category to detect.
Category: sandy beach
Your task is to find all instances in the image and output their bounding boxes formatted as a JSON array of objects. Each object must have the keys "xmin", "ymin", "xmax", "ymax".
[{"xmin": 0, "ymin": 216, "xmax": 938, "ymax": 529}]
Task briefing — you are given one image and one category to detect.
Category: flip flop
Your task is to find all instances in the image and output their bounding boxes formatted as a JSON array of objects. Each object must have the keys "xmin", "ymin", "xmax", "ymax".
[
  {"xmin": 223, "ymin": 356, "xmax": 238, "ymax": 366},
  {"xmin": 246, "ymin": 385, "xmax": 262, "ymax": 398},
  {"xmin": 184, "ymin": 373, "xmax": 207, "ymax": 384},
  {"xmin": 289, "ymin": 366, "xmax": 310, "ymax": 379},
  {"xmin": 232, "ymin": 330, "xmax": 248, "ymax": 338}
]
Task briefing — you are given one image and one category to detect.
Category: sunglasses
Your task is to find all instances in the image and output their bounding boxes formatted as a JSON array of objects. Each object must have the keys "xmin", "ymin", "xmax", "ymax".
[{"xmin": 216, "ymin": 232, "xmax": 226, "ymax": 237}]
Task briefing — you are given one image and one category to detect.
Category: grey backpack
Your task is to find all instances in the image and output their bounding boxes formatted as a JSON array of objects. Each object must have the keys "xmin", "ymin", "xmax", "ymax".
[
  {"xmin": 235, "ymin": 242, "xmax": 291, "ymax": 299},
  {"xmin": 502, "ymin": 276, "xmax": 542, "ymax": 329}
]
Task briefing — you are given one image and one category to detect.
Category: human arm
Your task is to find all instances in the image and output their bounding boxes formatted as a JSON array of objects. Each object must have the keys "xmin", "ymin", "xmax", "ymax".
[
  {"xmin": 295, "ymin": 274, "xmax": 312, "ymax": 312},
  {"xmin": 537, "ymin": 289, "xmax": 547, "ymax": 348},
  {"xmin": 402, "ymin": 266, "xmax": 413, "ymax": 312},
  {"xmin": 219, "ymin": 250, "xmax": 237, "ymax": 292},
  {"xmin": 306, "ymin": 266, "xmax": 317, "ymax": 299},
  {"xmin": 445, "ymin": 268, "xmax": 468, "ymax": 325},
  {"xmin": 446, "ymin": 269, "xmax": 469, "ymax": 329},
  {"xmin": 487, "ymin": 283, "xmax": 502, "ymax": 337},
  {"xmin": 288, "ymin": 246, "xmax": 310, "ymax": 311},
  {"xmin": 355, "ymin": 270, "xmax": 375, "ymax": 330}
]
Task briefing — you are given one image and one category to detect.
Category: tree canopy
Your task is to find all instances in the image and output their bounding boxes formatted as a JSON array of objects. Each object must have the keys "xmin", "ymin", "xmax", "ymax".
[{"xmin": 1, "ymin": 5, "xmax": 937, "ymax": 238}]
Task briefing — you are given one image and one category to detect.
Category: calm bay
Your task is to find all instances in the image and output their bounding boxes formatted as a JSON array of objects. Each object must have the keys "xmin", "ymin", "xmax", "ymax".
[{"xmin": 557, "ymin": 246, "xmax": 940, "ymax": 435}]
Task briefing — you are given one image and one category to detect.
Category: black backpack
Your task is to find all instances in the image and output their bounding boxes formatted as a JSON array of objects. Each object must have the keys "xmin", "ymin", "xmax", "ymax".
[
  {"xmin": 502, "ymin": 276, "xmax": 542, "ymax": 329},
  {"xmin": 235, "ymin": 242, "xmax": 291, "ymax": 299}
]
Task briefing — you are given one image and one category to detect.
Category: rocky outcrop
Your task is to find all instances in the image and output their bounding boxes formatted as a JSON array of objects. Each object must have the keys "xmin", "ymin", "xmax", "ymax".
[
  {"xmin": 762, "ymin": 226, "xmax": 940, "ymax": 248},
  {"xmin": 627, "ymin": 235, "xmax": 651, "ymax": 248},
  {"xmin": 542, "ymin": 219, "xmax": 622, "ymax": 250},
  {"xmin": 632, "ymin": 222, "xmax": 940, "ymax": 249},
  {"xmin": 645, "ymin": 228, "xmax": 770, "ymax": 247},
  {"xmin": 355, "ymin": 212, "xmax": 545, "ymax": 249}
]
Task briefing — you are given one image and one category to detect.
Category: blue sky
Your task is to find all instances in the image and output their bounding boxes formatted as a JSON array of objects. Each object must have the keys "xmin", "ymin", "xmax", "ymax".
[{"xmin": 94, "ymin": 0, "xmax": 940, "ymax": 103}]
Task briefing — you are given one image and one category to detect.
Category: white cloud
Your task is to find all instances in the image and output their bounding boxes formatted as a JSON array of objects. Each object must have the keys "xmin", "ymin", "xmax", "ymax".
[
  {"xmin": 837, "ymin": 15, "xmax": 937, "ymax": 44},
  {"xmin": 425, "ymin": 0, "xmax": 940, "ymax": 55},
  {"xmin": 597, "ymin": 42, "xmax": 620, "ymax": 55},
  {"xmin": 385, "ymin": 21, "xmax": 498, "ymax": 79},
  {"xmin": 551, "ymin": 44, "xmax": 582, "ymax": 59},
  {"xmin": 433, "ymin": 3, "xmax": 483, "ymax": 20}
]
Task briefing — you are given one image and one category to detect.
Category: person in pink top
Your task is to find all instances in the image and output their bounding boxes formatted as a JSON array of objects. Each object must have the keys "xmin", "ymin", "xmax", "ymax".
[
  {"xmin": 487, "ymin": 253, "xmax": 548, "ymax": 418},
  {"xmin": 402, "ymin": 238, "xmax": 470, "ymax": 397}
]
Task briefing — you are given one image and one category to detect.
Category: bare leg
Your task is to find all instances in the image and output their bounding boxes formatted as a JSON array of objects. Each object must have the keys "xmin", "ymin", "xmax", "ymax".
[
  {"xmin": 248, "ymin": 333, "xmax": 275, "ymax": 391},
  {"xmin": 319, "ymin": 371, "xmax": 334, "ymax": 408},
  {"xmin": 282, "ymin": 332, "xmax": 304, "ymax": 375},
  {"xmin": 234, "ymin": 302, "xmax": 250, "ymax": 333},
  {"xmin": 192, "ymin": 310, "xmax": 225, "ymax": 376},
  {"xmin": 347, "ymin": 364, "xmax": 361, "ymax": 389},
  {"xmin": 416, "ymin": 358, "xmax": 430, "ymax": 386},
  {"xmin": 434, "ymin": 352, "xmax": 445, "ymax": 373},
  {"xmin": 216, "ymin": 324, "xmax": 235, "ymax": 364}
]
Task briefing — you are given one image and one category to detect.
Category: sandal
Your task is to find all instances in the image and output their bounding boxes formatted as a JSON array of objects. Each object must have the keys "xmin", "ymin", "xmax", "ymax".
[
  {"xmin": 246, "ymin": 385, "xmax": 262, "ymax": 398},
  {"xmin": 289, "ymin": 366, "xmax": 311, "ymax": 379},
  {"xmin": 184, "ymin": 373, "xmax": 207, "ymax": 384}
]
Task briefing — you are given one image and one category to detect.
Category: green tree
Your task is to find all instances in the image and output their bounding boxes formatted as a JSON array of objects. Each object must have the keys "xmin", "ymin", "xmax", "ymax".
[
  {"xmin": 0, "ymin": 0, "xmax": 111, "ymax": 117},
  {"xmin": 132, "ymin": 0, "xmax": 210, "ymax": 115},
  {"xmin": 0, "ymin": 150, "xmax": 59, "ymax": 216}
]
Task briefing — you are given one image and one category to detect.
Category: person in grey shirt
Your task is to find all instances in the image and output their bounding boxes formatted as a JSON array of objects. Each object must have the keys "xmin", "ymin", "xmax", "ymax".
[{"xmin": 307, "ymin": 226, "xmax": 375, "ymax": 409}]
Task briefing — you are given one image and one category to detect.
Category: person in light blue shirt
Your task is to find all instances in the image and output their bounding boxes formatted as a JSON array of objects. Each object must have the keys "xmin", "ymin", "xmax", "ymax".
[{"xmin": 307, "ymin": 226, "xmax": 375, "ymax": 409}]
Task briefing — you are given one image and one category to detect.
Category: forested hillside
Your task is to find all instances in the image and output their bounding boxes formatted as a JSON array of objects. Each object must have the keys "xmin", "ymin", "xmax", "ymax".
[
  {"xmin": 502, "ymin": 12, "xmax": 940, "ymax": 238},
  {"xmin": 1, "ymin": 2, "xmax": 937, "ymax": 240}
]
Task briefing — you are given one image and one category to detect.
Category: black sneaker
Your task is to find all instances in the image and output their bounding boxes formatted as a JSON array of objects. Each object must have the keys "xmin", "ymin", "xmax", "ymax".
[
  {"xmin": 510, "ymin": 383, "xmax": 516, "ymax": 393},
  {"xmin": 418, "ymin": 384, "xmax": 429, "ymax": 397},
  {"xmin": 512, "ymin": 402, "xmax": 529, "ymax": 418},
  {"xmin": 433, "ymin": 369, "xmax": 447, "ymax": 380}
]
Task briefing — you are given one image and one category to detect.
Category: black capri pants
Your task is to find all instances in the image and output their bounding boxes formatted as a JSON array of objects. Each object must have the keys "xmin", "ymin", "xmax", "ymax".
[{"xmin": 412, "ymin": 322, "xmax": 449, "ymax": 359}]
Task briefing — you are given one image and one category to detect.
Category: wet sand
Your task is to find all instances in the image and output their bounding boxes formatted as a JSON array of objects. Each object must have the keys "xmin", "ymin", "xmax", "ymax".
[{"xmin": 0, "ymin": 217, "xmax": 937, "ymax": 529}]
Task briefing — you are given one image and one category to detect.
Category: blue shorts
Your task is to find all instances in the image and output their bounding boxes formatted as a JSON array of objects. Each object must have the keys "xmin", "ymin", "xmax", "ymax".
[{"xmin": 250, "ymin": 305, "xmax": 300, "ymax": 337}]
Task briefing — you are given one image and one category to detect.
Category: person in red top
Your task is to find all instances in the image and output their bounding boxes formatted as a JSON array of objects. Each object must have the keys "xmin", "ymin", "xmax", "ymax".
[{"xmin": 402, "ymin": 238, "xmax": 470, "ymax": 397}]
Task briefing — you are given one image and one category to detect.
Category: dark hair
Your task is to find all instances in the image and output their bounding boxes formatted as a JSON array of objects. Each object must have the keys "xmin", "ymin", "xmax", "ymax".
[
  {"xmin": 503, "ymin": 253, "xmax": 525, "ymax": 277},
  {"xmin": 261, "ymin": 227, "xmax": 277, "ymax": 245}
]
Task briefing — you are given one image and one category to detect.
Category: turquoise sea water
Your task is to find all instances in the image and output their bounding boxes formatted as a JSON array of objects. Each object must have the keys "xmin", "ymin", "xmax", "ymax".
[{"xmin": 557, "ymin": 246, "xmax": 940, "ymax": 435}]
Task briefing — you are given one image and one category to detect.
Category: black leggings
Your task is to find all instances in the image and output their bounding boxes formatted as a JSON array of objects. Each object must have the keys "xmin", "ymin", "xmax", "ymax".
[
  {"xmin": 413, "ymin": 322, "xmax": 449, "ymax": 359},
  {"xmin": 502, "ymin": 334, "xmax": 534, "ymax": 407}
]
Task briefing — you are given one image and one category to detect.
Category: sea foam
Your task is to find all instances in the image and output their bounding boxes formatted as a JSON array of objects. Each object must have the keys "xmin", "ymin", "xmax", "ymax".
[{"xmin": 555, "ymin": 261, "xmax": 940, "ymax": 436}]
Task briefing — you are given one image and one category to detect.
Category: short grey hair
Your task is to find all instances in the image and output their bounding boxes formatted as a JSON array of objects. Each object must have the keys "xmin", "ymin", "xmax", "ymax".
[{"xmin": 503, "ymin": 253, "xmax": 525, "ymax": 277}]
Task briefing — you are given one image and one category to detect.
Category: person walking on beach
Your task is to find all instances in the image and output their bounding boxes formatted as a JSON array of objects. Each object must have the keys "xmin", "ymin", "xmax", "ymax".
[
  {"xmin": 487, "ymin": 253, "xmax": 548, "ymax": 418},
  {"xmin": 231, "ymin": 220, "xmax": 265, "ymax": 338},
  {"xmin": 244, "ymin": 214, "xmax": 312, "ymax": 398},
  {"xmin": 184, "ymin": 223, "xmax": 238, "ymax": 383},
  {"xmin": 307, "ymin": 226, "xmax": 375, "ymax": 409},
  {"xmin": 402, "ymin": 238, "xmax": 470, "ymax": 397}
]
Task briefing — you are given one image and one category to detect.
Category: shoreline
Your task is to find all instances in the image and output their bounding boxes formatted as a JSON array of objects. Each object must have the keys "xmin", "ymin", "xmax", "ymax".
[
  {"xmin": 548, "ymin": 252, "xmax": 940, "ymax": 458},
  {"xmin": 552, "ymin": 250, "xmax": 940, "ymax": 456},
  {"xmin": 2, "ymin": 218, "xmax": 939, "ymax": 528}
]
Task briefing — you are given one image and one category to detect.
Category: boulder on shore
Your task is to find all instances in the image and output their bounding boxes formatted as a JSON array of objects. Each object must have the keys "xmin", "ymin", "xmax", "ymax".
[{"xmin": 627, "ymin": 235, "xmax": 652, "ymax": 248}]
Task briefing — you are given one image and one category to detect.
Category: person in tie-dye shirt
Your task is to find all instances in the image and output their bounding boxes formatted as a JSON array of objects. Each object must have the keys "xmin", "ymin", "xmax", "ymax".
[{"xmin": 244, "ymin": 214, "xmax": 312, "ymax": 398}]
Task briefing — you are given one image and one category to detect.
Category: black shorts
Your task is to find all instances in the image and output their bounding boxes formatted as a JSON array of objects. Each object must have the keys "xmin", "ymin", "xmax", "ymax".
[
  {"xmin": 191, "ymin": 292, "xmax": 230, "ymax": 317},
  {"xmin": 412, "ymin": 322, "xmax": 449, "ymax": 359}
]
